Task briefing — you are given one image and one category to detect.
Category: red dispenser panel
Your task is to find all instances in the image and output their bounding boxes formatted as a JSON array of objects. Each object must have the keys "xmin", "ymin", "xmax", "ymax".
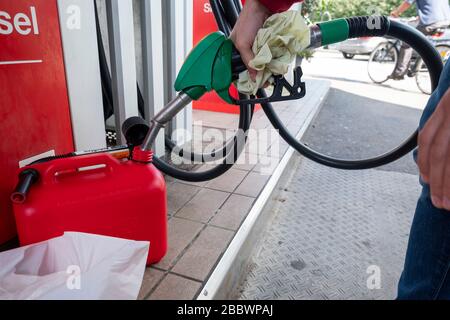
[
  {"xmin": 193, "ymin": 0, "xmax": 241, "ymax": 114},
  {"xmin": 0, "ymin": 0, "xmax": 75, "ymax": 244}
]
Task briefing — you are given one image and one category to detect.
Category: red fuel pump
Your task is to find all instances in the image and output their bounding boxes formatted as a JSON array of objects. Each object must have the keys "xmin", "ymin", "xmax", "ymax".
[
  {"xmin": 193, "ymin": 0, "xmax": 242, "ymax": 114},
  {"xmin": 0, "ymin": 0, "xmax": 75, "ymax": 244}
]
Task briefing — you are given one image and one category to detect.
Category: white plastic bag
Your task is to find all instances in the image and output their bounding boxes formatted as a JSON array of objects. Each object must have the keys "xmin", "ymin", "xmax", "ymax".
[{"xmin": 0, "ymin": 232, "xmax": 149, "ymax": 300}]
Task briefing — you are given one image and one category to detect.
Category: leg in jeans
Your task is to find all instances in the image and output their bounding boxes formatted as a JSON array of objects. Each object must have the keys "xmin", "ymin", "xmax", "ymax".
[{"xmin": 397, "ymin": 60, "xmax": 450, "ymax": 299}]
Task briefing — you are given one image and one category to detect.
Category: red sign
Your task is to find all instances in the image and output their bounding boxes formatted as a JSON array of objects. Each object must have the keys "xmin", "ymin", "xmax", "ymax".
[
  {"xmin": 0, "ymin": 0, "xmax": 74, "ymax": 244},
  {"xmin": 193, "ymin": 0, "xmax": 241, "ymax": 114}
]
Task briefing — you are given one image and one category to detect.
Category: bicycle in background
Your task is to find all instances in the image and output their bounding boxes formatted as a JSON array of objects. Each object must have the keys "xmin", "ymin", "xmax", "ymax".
[{"xmin": 368, "ymin": 25, "xmax": 450, "ymax": 94}]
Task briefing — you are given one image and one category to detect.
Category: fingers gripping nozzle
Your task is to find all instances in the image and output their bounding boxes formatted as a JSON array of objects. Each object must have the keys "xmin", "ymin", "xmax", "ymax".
[{"xmin": 173, "ymin": 31, "xmax": 307, "ymax": 107}]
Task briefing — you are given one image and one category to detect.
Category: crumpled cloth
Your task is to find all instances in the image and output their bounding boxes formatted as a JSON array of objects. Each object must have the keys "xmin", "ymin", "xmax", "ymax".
[{"xmin": 236, "ymin": 10, "xmax": 311, "ymax": 95}]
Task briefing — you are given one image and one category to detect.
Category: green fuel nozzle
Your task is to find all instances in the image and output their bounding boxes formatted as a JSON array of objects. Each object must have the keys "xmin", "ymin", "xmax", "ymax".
[{"xmin": 174, "ymin": 32, "xmax": 235, "ymax": 104}]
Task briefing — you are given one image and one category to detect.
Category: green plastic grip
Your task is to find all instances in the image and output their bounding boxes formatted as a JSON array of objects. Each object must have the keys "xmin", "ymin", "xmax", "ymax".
[
  {"xmin": 175, "ymin": 32, "xmax": 233, "ymax": 104},
  {"xmin": 318, "ymin": 19, "xmax": 350, "ymax": 46}
]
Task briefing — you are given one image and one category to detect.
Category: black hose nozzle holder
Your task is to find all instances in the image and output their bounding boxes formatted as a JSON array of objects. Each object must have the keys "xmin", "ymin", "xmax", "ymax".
[
  {"xmin": 233, "ymin": 66, "xmax": 307, "ymax": 106},
  {"xmin": 112, "ymin": 1, "xmax": 445, "ymax": 182}
]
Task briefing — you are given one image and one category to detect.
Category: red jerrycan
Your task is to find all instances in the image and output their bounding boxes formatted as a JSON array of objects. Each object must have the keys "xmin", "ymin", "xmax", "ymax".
[{"xmin": 12, "ymin": 152, "xmax": 167, "ymax": 265}]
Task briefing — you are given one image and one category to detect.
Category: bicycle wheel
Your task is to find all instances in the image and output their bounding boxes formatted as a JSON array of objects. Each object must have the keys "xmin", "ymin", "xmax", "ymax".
[
  {"xmin": 368, "ymin": 42, "xmax": 399, "ymax": 84},
  {"xmin": 416, "ymin": 44, "xmax": 450, "ymax": 95}
]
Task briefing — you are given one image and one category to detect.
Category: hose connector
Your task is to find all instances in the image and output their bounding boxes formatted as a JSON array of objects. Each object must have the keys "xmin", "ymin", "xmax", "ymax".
[{"xmin": 312, "ymin": 16, "xmax": 390, "ymax": 48}]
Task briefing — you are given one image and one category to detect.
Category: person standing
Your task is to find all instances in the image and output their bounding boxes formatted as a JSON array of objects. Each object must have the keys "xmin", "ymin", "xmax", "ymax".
[
  {"xmin": 232, "ymin": 0, "xmax": 450, "ymax": 300},
  {"xmin": 390, "ymin": 0, "xmax": 450, "ymax": 79}
]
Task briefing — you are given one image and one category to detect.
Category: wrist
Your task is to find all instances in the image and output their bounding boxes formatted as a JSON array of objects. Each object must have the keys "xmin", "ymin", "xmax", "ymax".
[{"xmin": 248, "ymin": 0, "xmax": 271, "ymax": 16}]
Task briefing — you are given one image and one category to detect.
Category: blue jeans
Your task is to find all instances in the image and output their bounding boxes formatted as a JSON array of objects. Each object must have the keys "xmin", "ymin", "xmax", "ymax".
[{"xmin": 397, "ymin": 60, "xmax": 450, "ymax": 300}]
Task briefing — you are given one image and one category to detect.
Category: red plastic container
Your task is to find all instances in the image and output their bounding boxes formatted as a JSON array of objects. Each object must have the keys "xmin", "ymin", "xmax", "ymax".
[{"xmin": 12, "ymin": 153, "xmax": 167, "ymax": 265}]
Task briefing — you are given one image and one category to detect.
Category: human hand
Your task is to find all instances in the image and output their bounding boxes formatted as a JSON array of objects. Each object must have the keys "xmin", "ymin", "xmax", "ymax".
[
  {"xmin": 390, "ymin": 10, "xmax": 400, "ymax": 18},
  {"xmin": 230, "ymin": 0, "xmax": 270, "ymax": 81},
  {"xmin": 418, "ymin": 88, "xmax": 450, "ymax": 210}
]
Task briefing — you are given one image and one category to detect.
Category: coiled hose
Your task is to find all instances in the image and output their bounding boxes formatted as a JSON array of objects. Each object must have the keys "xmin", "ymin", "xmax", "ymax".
[
  {"xmin": 163, "ymin": 0, "xmax": 246, "ymax": 165},
  {"xmin": 94, "ymin": 0, "xmax": 254, "ymax": 182},
  {"xmin": 150, "ymin": 0, "xmax": 253, "ymax": 182},
  {"xmin": 259, "ymin": 16, "xmax": 443, "ymax": 170}
]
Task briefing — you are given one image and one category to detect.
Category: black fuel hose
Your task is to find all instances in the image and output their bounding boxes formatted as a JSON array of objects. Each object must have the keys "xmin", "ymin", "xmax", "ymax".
[
  {"xmin": 260, "ymin": 17, "xmax": 443, "ymax": 170},
  {"xmin": 149, "ymin": 0, "xmax": 254, "ymax": 181},
  {"xmin": 153, "ymin": 99, "xmax": 252, "ymax": 182},
  {"xmin": 163, "ymin": 0, "xmax": 248, "ymax": 164},
  {"xmin": 94, "ymin": 0, "xmax": 254, "ymax": 181}
]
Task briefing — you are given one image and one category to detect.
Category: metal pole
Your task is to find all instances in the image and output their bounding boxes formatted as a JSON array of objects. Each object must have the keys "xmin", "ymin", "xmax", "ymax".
[
  {"xmin": 140, "ymin": 0, "xmax": 165, "ymax": 156},
  {"xmin": 141, "ymin": 93, "xmax": 193, "ymax": 152},
  {"xmin": 105, "ymin": 0, "xmax": 139, "ymax": 144},
  {"xmin": 57, "ymin": 0, "xmax": 106, "ymax": 151}
]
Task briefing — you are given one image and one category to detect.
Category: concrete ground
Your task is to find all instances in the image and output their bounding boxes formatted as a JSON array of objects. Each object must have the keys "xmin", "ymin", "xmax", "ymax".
[
  {"xmin": 301, "ymin": 50, "xmax": 425, "ymax": 175},
  {"xmin": 303, "ymin": 50, "xmax": 429, "ymax": 111},
  {"xmin": 236, "ymin": 49, "xmax": 428, "ymax": 300},
  {"xmin": 137, "ymin": 79, "xmax": 330, "ymax": 300},
  {"xmin": 0, "ymin": 50, "xmax": 428, "ymax": 300},
  {"xmin": 0, "ymin": 78, "xmax": 330, "ymax": 300}
]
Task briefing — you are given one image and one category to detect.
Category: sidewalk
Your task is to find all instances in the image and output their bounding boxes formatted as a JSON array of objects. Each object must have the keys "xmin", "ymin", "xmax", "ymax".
[
  {"xmin": 138, "ymin": 78, "xmax": 331, "ymax": 300},
  {"xmin": 235, "ymin": 159, "xmax": 420, "ymax": 300},
  {"xmin": 231, "ymin": 56, "xmax": 424, "ymax": 299}
]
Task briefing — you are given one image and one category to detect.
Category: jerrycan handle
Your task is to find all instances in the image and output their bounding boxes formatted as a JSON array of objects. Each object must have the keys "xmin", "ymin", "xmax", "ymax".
[{"xmin": 42, "ymin": 153, "xmax": 120, "ymax": 185}]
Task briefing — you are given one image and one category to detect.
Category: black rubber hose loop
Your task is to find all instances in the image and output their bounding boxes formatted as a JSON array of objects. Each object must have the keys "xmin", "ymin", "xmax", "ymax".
[
  {"xmin": 153, "ymin": 97, "xmax": 253, "ymax": 182},
  {"xmin": 260, "ymin": 18, "xmax": 443, "ymax": 170},
  {"xmin": 157, "ymin": 0, "xmax": 253, "ymax": 182}
]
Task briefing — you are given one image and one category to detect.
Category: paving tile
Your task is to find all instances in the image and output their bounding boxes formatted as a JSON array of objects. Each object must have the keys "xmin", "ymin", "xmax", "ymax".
[
  {"xmin": 233, "ymin": 152, "xmax": 257, "ymax": 171},
  {"xmin": 193, "ymin": 110, "xmax": 239, "ymax": 129},
  {"xmin": 172, "ymin": 226, "xmax": 234, "ymax": 281},
  {"xmin": 166, "ymin": 182, "xmax": 201, "ymax": 215},
  {"xmin": 246, "ymin": 129, "xmax": 279, "ymax": 156},
  {"xmin": 176, "ymin": 188, "xmax": 229, "ymax": 223},
  {"xmin": 250, "ymin": 118, "xmax": 271, "ymax": 129},
  {"xmin": 164, "ymin": 174, "xmax": 176, "ymax": 184},
  {"xmin": 269, "ymin": 141, "xmax": 290, "ymax": 158},
  {"xmin": 149, "ymin": 274, "xmax": 202, "ymax": 300},
  {"xmin": 177, "ymin": 179, "xmax": 209, "ymax": 188},
  {"xmin": 287, "ymin": 122, "xmax": 301, "ymax": 135},
  {"xmin": 266, "ymin": 132, "xmax": 285, "ymax": 152},
  {"xmin": 210, "ymin": 194, "xmax": 255, "ymax": 231},
  {"xmin": 205, "ymin": 169, "xmax": 248, "ymax": 193},
  {"xmin": 138, "ymin": 268, "xmax": 166, "ymax": 300},
  {"xmin": 253, "ymin": 155, "xmax": 280, "ymax": 176},
  {"xmin": 156, "ymin": 217, "xmax": 204, "ymax": 270},
  {"xmin": 179, "ymin": 164, "xmax": 215, "ymax": 188},
  {"xmin": 235, "ymin": 172, "xmax": 270, "ymax": 198}
]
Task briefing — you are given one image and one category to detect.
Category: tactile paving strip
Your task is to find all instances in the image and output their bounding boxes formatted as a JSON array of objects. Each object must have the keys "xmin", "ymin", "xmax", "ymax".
[{"xmin": 236, "ymin": 159, "xmax": 421, "ymax": 300}]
